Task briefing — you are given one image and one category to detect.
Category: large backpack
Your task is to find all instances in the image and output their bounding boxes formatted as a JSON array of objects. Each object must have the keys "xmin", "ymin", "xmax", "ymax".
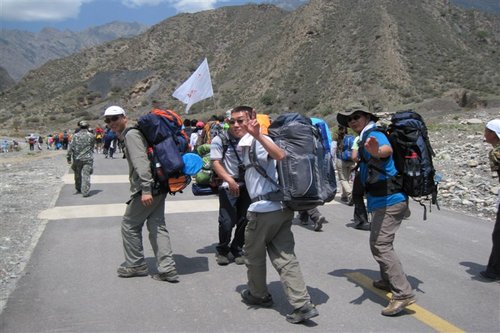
[
  {"xmin": 339, "ymin": 134, "xmax": 355, "ymax": 161},
  {"xmin": 359, "ymin": 110, "xmax": 438, "ymax": 219},
  {"xmin": 135, "ymin": 108, "xmax": 196, "ymax": 195},
  {"xmin": 249, "ymin": 113, "xmax": 337, "ymax": 211}
]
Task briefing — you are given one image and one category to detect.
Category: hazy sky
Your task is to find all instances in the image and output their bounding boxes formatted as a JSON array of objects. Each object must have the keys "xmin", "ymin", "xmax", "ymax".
[{"xmin": 0, "ymin": 0, "xmax": 276, "ymax": 32}]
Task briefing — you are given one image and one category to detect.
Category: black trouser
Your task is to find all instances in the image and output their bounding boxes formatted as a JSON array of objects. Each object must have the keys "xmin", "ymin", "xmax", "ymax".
[
  {"xmin": 216, "ymin": 185, "xmax": 251, "ymax": 257},
  {"xmin": 352, "ymin": 171, "xmax": 368, "ymax": 224},
  {"xmin": 298, "ymin": 208, "xmax": 322, "ymax": 223},
  {"xmin": 486, "ymin": 208, "xmax": 500, "ymax": 275}
]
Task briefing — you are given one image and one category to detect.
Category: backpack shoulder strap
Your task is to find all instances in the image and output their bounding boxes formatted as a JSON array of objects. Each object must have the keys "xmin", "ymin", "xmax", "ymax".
[{"xmin": 247, "ymin": 138, "xmax": 280, "ymax": 189}]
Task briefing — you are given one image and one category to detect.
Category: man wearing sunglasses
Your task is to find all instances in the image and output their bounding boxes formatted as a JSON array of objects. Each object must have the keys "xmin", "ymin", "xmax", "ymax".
[
  {"xmin": 103, "ymin": 105, "xmax": 179, "ymax": 283},
  {"xmin": 210, "ymin": 106, "xmax": 252, "ymax": 266},
  {"xmin": 337, "ymin": 104, "xmax": 415, "ymax": 316}
]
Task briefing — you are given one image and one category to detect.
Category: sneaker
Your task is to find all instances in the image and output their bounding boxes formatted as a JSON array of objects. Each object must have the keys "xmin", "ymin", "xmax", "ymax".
[
  {"xmin": 152, "ymin": 269, "xmax": 179, "ymax": 283},
  {"xmin": 216, "ymin": 253, "xmax": 230, "ymax": 266},
  {"xmin": 234, "ymin": 256, "xmax": 246, "ymax": 265},
  {"xmin": 117, "ymin": 264, "xmax": 148, "ymax": 278},
  {"xmin": 480, "ymin": 270, "xmax": 500, "ymax": 281},
  {"xmin": 340, "ymin": 196, "xmax": 348, "ymax": 203},
  {"xmin": 286, "ymin": 302, "xmax": 319, "ymax": 324},
  {"xmin": 381, "ymin": 296, "xmax": 416, "ymax": 316},
  {"xmin": 314, "ymin": 216, "xmax": 325, "ymax": 232},
  {"xmin": 372, "ymin": 279, "xmax": 391, "ymax": 292},
  {"xmin": 241, "ymin": 289, "xmax": 273, "ymax": 308}
]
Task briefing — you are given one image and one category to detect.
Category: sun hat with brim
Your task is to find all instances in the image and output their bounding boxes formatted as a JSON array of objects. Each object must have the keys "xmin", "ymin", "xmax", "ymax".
[
  {"xmin": 103, "ymin": 106, "xmax": 126, "ymax": 117},
  {"xmin": 337, "ymin": 104, "xmax": 379, "ymax": 127}
]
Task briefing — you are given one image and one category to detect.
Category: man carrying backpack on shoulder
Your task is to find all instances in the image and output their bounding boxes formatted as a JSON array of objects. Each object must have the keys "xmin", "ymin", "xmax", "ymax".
[
  {"xmin": 337, "ymin": 104, "xmax": 415, "ymax": 316},
  {"xmin": 103, "ymin": 105, "xmax": 179, "ymax": 283},
  {"xmin": 211, "ymin": 106, "xmax": 252, "ymax": 265},
  {"xmin": 238, "ymin": 108, "xmax": 319, "ymax": 324}
]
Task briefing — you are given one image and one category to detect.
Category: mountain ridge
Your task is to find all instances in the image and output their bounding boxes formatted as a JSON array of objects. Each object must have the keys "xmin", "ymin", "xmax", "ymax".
[{"xmin": 0, "ymin": 0, "xmax": 498, "ymax": 133}]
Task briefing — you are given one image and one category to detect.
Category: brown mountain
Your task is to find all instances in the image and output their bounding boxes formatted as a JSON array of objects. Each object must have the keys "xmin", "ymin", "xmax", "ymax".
[{"xmin": 0, "ymin": 0, "xmax": 498, "ymax": 133}]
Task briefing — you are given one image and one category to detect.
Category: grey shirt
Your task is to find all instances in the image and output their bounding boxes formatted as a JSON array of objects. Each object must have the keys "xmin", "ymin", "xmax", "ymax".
[
  {"xmin": 123, "ymin": 127, "xmax": 153, "ymax": 197},
  {"xmin": 210, "ymin": 133, "xmax": 243, "ymax": 180}
]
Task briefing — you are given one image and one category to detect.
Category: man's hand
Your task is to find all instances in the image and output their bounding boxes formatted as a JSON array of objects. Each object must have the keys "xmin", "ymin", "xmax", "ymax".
[
  {"xmin": 141, "ymin": 193, "xmax": 153, "ymax": 207},
  {"xmin": 365, "ymin": 137, "xmax": 380, "ymax": 156},
  {"xmin": 245, "ymin": 119, "xmax": 261, "ymax": 138},
  {"xmin": 227, "ymin": 178, "xmax": 240, "ymax": 197}
]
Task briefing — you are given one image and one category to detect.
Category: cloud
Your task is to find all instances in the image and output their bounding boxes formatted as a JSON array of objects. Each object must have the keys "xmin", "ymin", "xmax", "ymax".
[
  {"xmin": 122, "ymin": 0, "xmax": 223, "ymax": 13},
  {"xmin": 0, "ymin": 0, "xmax": 91, "ymax": 22},
  {"xmin": 0, "ymin": 0, "xmax": 232, "ymax": 22}
]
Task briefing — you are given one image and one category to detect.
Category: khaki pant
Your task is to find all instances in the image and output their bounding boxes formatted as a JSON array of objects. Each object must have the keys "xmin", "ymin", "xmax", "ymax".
[
  {"xmin": 370, "ymin": 201, "xmax": 414, "ymax": 299},
  {"xmin": 121, "ymin": 193, "xmax": 176, "ymax": 274},
  {"xmin": 244, "ymin": 208, "xmax": 311, "ymax": 308},
  {"xmin": 336, "ymin": 159, "xmax": 355, "ymax": 201}
]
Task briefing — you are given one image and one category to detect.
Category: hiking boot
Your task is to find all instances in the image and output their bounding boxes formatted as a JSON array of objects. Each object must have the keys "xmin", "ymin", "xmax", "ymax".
[
  {"xmin": 381, "ymin": 296, "xmax": 416, "ymax": 316},
  {"xmin": 480, "ymin": 270, "xmax": 500, "ymax": 281},
  {"xmin": 286, "ymin": 302, "xmax": 319, "ymax": 324},
  {"xmin": 241, "ymin": 289, "xmax": 273, "ymax": 308},
  {"xmin": 152, "ymin": 269, "xmax": 179, "ymax": 283},
  {"xmin": 216, "ymin": 253, "xmax": 230, "ymax": 266},
  {"xmin": 314, "ymin": 216, "xmax": 326, "ymax": 232},
  {"xmin": 234, "ymin": 256, "xmax": 246, "ymax": 265},
  {"xmin": 372, "ymin": 279, "xmax": 391, "ymax": 292},
  {"xmin": 299, "ymin": 215, "xmax": 309, "ymax": 225},
  {"xmin": 117, "ymin": 264, "xmax": 148, "ymax": 278}
]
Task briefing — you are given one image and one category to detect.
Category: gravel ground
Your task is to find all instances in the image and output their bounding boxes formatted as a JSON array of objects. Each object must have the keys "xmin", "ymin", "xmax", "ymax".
[{"xmin": 0, "ymin": 146, "xmax": 69, "ymax": 310}]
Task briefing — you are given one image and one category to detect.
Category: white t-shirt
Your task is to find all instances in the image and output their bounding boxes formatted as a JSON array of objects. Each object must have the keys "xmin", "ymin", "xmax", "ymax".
[{"xmin": 239, "ymin": 133, "xmax": 283, "ymax": 213}]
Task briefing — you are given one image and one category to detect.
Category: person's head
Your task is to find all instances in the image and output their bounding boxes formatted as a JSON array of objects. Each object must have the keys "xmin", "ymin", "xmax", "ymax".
[
  {"xmin": 78, "ymin": 120, "xmax": 89, "ymax": 129},
  {"xmin": 183, "ymin": 119, "xmax": 191, "ymax": 127},
  {"xmin": 484, "ymin": 119, "xmax": 500, "ymax": 146},
  {"xmin": 196, "ymin": 121, "xmax": 205, "ymax": 129},
  {"xmin": 191, "ymin": 119, "xmax": 198, "ymax": 127},
  {"xmin": 228, "ymin": 106, "xmax": 254, "ymax": 138},
  {"xmin": 337, "ymin": 104, "xmax": 379, "ymax": 134},
  {"xmin": 103, "ymin": 106, "xmax": 127, "ymax": 134}
]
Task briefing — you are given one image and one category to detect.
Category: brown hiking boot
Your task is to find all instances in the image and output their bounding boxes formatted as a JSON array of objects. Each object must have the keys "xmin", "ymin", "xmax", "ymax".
[{"xmin": 381, "ymin": 296, "xmax": 416, "ymax": 316}]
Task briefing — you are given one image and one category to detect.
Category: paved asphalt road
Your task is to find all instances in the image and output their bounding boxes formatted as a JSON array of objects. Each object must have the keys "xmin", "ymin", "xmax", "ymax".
[{"xmin": 0, "ymin": 153, "xmax": 499, "ymax": 332}]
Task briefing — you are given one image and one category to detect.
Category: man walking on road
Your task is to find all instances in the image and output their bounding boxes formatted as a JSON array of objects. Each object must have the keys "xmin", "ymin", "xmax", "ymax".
[
  {"xmin": 104, "ymin": 105, "xmax": 179, "ymax": 283},
  {"xmin": 238, "ymin": 108, "xmax": 319, "ymax": 324},
  {"xmin": 338, "ymin": 104, "xmax": 415, "ymax": 316},
  {"xmin": 66, "ymin": 120, "xmax": 95, "ymax": 197}
]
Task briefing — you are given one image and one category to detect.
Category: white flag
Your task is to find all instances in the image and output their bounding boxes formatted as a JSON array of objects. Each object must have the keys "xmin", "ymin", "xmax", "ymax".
[{"xmin": 172, "ymin": 58, "xmax": 214, "ymax": 113}]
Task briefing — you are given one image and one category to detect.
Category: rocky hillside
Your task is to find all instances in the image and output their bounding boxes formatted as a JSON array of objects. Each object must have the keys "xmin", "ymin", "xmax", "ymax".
[
  {"xmin": 0, "ymin": 21, "xmax": 148, "ymax": 82},
  {"xmin": 0, "ymin": 0, "xmax": 498, "ymax": 134}
]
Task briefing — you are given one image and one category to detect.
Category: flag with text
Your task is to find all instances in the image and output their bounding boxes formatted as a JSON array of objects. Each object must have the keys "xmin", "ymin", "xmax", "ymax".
[{"xmin": 172, "ymin": 58, "xmax": 213, "ymax": 113}]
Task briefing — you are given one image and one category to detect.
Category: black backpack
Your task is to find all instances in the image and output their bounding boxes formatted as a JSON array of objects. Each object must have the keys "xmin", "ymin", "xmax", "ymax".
[
  {"xmin": 248, "ymin": 113, "xmax": 337, "ymax": 211},
  {"xmin": 359, "ymin": 110, "xmax": 439, "ymax": 219}
]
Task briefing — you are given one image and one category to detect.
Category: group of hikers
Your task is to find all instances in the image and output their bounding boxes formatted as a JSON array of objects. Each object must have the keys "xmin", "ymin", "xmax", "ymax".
[{"xmin": 63, "ymin": 104, "xmax": 500, "ymax": 325}]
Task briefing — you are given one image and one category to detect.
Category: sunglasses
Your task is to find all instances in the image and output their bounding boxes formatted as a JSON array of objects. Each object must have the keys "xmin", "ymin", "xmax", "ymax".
[
  {"xmin": 104, "ymin": 115, "xmax": 121, "ymax": 124},
  {"xmin": 228, "ymin": 119, "xmax": 245, "ymax": 125},
  {"xmin": 347, "ymin": 114, "xmax": 363, "ymax": 122}
]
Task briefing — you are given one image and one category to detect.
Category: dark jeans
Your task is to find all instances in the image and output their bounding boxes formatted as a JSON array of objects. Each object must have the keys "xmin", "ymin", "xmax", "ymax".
[
  {"xmin": 486, "ymin": 208, "xmax": 500, "ymax": 275},
  {"xmin": 298, "ymin": 208, "xmax": 322, "ymax": 222},
  {"xmin": 352, "ymin": 171, "xmax": 368, "ymax": 224},
  {"xmin": 216, "ymin": 185, "xmax": 251, "ymax": 257}
]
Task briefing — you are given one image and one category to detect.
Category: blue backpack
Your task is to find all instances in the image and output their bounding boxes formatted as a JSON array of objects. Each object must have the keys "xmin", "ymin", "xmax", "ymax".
[
  {"xmin": 134, "ymin": 109, "xmax": 200, "ymax": 195},
  {"xmin": 340, "ymin": 135, "xmax": 355, "ymax": 161}
]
